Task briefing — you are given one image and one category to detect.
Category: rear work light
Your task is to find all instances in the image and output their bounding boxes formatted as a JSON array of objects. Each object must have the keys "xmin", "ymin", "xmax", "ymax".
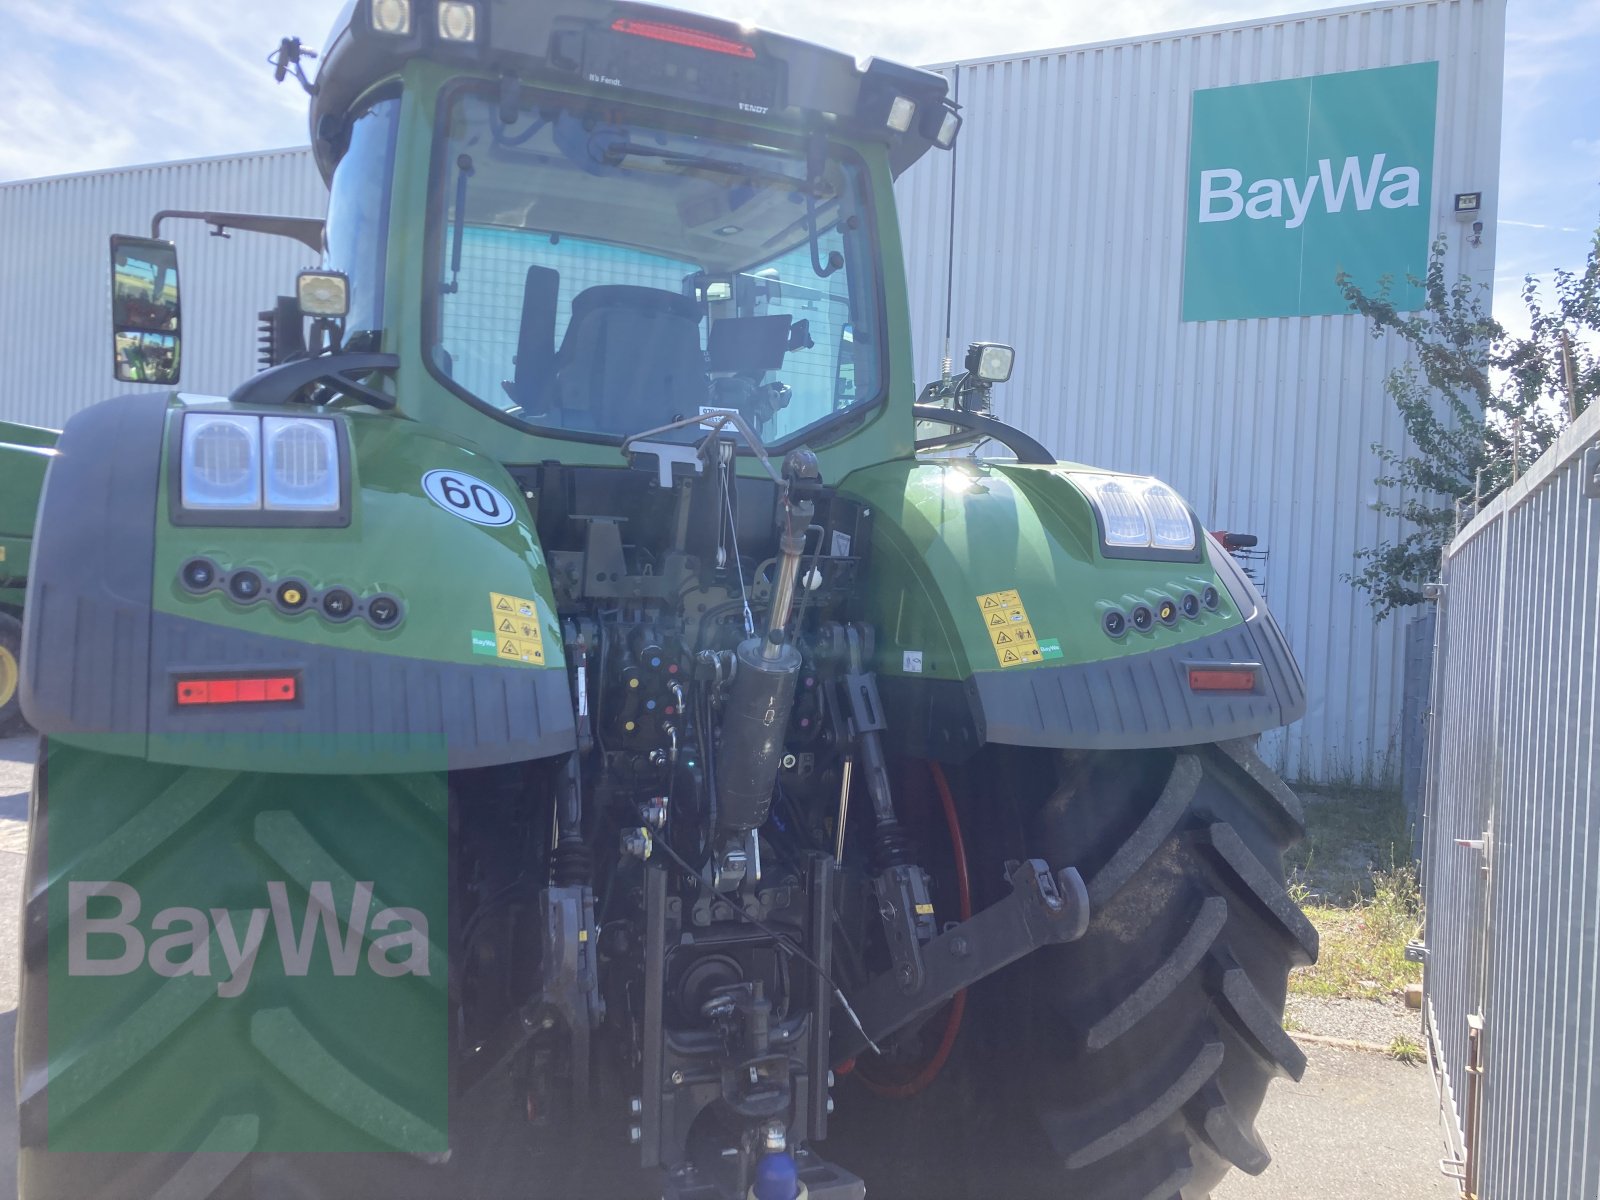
[
  {"xmin": 176, "ymin": 675, "xmax": 298, "ymax": 706},
  {"xmin": 611, "ymin": 17, "xmax": 755, "ymax": 58},
  {"xmin": 1187, "ymin": 667, "xmax": 1257, "ymax": 693}
]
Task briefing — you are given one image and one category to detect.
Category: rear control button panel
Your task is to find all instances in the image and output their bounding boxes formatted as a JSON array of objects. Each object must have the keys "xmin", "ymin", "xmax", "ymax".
[{"xmin": 177, "ymin": 558, "xmax": 404, "ymax": 630}]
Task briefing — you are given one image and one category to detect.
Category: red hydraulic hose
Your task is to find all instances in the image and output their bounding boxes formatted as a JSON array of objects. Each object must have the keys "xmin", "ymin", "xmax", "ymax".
[{"xmin": 856, "ymin": 759, "xmax": 971, "ymax": 1099}]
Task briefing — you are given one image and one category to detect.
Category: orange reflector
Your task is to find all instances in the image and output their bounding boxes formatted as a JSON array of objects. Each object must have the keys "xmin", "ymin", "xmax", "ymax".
[
  {"xmin": 611, "ymin": 17, "xmax": 756, "ymax": 57},
  {"xmin": 176, "ymin": 675, "xmax": 297, "ymax": 706},
  {"xmin": 1188, "ymin": 667, "xmax": 1257, "ymax": 693}
]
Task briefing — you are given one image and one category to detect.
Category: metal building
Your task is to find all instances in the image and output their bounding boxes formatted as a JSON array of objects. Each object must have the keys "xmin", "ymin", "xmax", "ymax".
[
  {"xmin": 896, "ymin": 0, "xmax": 1508, "ymax": 782},
  {"xmin": 0, "ymin": 0, "xmax": 1508, "ymax": 784}
]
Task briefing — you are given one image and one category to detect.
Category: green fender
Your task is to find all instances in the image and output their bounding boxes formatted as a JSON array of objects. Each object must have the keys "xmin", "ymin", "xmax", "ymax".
[
  {"xmin": 22, "ymin": 395, "xmax": 574, "ymax": 774},
  {"xmin": 838, "ymin": 457, "xmax": 1305, "ymax": 758}
]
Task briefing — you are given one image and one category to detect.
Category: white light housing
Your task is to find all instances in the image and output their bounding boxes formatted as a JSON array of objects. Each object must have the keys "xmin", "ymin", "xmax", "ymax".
[
  {"xmin": 370, "ymin": 0, "xmax": 411, "ymax": 35},
  {"xmin": 886, "ymin": 96, "xmax": 917, "ymax": 133},
  {"xmin": 1070, "ymin": 474, "xmax": 1149, "ymax": 547},
  {"xmin": 264, "ymin": 417, "xmax": 341, "ymax": 511},
  {"xmin": 182, "ymin": 414, "xmax": 261, "ymax": 510},
  {"xmin": 437, "ymin": 1, "xmax": 478, "ymax": 41},
  {"xmin": 1068, "ymin": 473, "xmax": 1198, "ymax": 553},
  {"xmin": 296, "ymin": 271, "xmax": 349, "ymax": 318},
  {"xmin": 935, "ymin": 109, "xmax": 962, "ymax": 149},
  {"xmin": 1140, "ymin": 481, "xmax": 1198, "ymax": 551},
  {"xmin": 967, "ymin": 342, "xmax": 1015, "ymax": 383}
]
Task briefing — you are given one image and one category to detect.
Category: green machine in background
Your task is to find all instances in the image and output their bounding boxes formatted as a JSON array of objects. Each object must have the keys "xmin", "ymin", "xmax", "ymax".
[
  {"xmin": 0, "ymin": 420, "xmax": 54, "ymax": 732},
  {"xmin": 17, "ymin": 4, "xmax": 1314, "ymax": 1198}
]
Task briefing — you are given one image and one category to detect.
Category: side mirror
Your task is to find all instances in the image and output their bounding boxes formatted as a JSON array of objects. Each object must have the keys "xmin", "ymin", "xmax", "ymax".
[{"xmin": 110, "ymin": 235, "xmax": 181, "ymax": 384}]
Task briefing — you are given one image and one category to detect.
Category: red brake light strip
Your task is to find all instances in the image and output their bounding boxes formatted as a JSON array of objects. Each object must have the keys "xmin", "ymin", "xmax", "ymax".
[
  {"xmin": 1188, "ymin": 667, "xmax": 1257, "ymax": 693},
  {"xmin": 611, "ymin": 17, "xmax": 755, "ymax": 58},
  {"xmin": 176, "ymin": 676, "xmax": 298, "ymax": 706}
]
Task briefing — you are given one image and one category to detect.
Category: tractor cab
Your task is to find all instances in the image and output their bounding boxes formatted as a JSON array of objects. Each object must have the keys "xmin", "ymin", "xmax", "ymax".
[{"xmin": 127, "ymin": 2, "xmax": 966, "ymax": 471}]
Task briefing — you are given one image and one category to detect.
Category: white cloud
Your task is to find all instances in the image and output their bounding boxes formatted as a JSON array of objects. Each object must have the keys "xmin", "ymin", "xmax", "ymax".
[{"xmin": 0, "ymin": 0, "xmax": 1288, "ymax": 182}]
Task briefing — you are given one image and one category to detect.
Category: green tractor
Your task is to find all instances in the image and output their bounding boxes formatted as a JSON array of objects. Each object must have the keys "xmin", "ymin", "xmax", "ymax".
[
  {"xmin": 0, "ymin": 420, "xmax": 55, "ymax": 732},
  {"xmin": 17, "ymin": 3, "xmax": 1315, "ymax": 1198}
]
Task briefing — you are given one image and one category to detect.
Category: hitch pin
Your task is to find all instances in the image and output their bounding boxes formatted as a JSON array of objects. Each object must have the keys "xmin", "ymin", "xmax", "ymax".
[{"xmin": 834, "ymin": 756, "xmax": 854, "ymax": 867}]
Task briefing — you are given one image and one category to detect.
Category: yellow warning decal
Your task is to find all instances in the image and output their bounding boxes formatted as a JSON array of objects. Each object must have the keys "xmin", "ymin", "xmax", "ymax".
[
  {"xmin": 489, "ymin": 592, "xmax": 545, "ymax": 665},
  {"xmin": 975, "ymin": 589, "xmax": 1043, "ymax": 669}
]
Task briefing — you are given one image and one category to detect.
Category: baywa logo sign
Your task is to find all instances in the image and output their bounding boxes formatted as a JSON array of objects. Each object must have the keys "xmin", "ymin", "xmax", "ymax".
[{"xmin": 1182, "ymin": 62, "xmax": 1439, "ymax": 322}]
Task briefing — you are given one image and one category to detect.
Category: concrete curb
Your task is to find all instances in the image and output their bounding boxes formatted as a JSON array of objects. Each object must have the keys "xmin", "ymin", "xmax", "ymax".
[{"xmin": 1288, "ymin": 1030, "xmax": 1396, "ymax": 1055}]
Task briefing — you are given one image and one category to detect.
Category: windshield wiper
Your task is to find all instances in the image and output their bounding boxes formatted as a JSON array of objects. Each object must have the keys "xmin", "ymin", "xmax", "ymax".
[{"xmin": 602, "ymin": 141, "xmax": 810, "ymax": 192}]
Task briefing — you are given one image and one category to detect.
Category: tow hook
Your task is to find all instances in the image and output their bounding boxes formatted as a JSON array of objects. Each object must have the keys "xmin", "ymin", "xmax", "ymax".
[{"xmin": 832, "ymin": 859, "xmax": 1090, "ymax": 1061}]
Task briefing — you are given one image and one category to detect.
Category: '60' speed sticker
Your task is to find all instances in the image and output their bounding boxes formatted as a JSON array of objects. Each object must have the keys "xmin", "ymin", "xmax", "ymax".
[{"xmin": 421, "ymin": 469, "xmax": 517, "ymax": 527}]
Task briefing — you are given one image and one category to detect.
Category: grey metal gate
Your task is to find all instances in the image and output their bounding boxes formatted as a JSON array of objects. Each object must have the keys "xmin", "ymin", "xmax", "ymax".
[{"xmin": 1421, "ymin": 402, "xmax": 1600, "ymax": 1199}]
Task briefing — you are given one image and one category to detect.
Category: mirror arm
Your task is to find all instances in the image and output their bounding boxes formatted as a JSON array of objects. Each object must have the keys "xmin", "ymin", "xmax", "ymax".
[
  {"xmin": 228, "ymin": 352, "xmax": 399, "ymax": 410},
  {"xmin": 150, "ymin": 210, "xmax": 325, "ymax": 253}
]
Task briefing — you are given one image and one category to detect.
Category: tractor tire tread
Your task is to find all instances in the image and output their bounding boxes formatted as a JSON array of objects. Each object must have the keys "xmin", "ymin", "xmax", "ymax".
[
  {"xmin": 1086, "ymin": 896, "xmax": 1228, "ymax": 1051},
  {"xmin": 1201, "ymin": 821, "xmax": 1318, "ymax": 965}
]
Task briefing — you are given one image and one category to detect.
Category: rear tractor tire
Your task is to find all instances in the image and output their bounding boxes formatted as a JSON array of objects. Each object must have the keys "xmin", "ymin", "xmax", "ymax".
[{"xmin": 839, "ymin": 738, "xmax": 1316, "ymax": 1200}]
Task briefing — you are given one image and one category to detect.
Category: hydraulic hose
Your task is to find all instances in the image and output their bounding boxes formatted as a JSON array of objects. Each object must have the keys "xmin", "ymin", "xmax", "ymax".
[{"xmin": 855, "ymin": 760, "xmax": 971, "ymax": 1099}]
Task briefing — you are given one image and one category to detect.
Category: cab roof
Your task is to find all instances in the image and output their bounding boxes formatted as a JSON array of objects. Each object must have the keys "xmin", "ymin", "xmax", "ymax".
[{"xmin": 309, "ymin": 0, "xmax": 960, "ymax": 181}]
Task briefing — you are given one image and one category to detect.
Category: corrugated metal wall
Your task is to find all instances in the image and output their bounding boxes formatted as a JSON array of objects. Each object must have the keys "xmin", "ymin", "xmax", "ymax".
[
  {"xmin": 895, "ymin": 0, "xmax": 1508, "ymax": 781},
  {"xmin": 1421, "ymin": 399, "xmax": 1600, "ymax": 1198},
  {"xmin": 0, "ymin": 148, "xmax": 325, "ymax": 427}
]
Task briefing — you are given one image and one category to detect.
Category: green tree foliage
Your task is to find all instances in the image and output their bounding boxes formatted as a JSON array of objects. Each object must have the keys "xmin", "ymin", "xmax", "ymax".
[{"xmin": 1339, "ymin": 224, "xmax": 1600, "ymax": 619}]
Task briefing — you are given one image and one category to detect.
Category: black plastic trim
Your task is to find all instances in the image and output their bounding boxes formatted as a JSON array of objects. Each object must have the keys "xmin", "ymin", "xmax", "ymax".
[
  {"xmin": 910, "ymin": 405, "xmax": 1054, "ymax": 464},
  {"xmin": 879, "ymin": 605, "xmax": 1306, "ymax": 763},
  {"xmin": 21, "ymin": 394, "xmax": 167, "ymax": 736},
  {"xmin": 227, "ymin": 352, "xmax": 398, "ymax": 410},
  {"xmin": 144, "ymin": 611, "xmax": 576, "ymax": 771}
]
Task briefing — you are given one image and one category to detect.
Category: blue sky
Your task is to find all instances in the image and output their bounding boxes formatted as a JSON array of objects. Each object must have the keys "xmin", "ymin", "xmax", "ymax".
[{"xmin": 2, "ymin": 0, "xmax": 1594, "ymax": 328}]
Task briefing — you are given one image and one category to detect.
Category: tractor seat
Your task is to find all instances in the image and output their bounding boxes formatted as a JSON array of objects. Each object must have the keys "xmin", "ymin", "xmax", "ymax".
[{"xmin": 553, "ymin": 285, "xmax": 708, "ymax": 432}]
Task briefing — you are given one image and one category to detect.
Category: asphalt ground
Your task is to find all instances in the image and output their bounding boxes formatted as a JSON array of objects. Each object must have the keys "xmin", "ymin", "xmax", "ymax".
[{"xmin": 0, "ymin": 735, "xmax": 1455, "ymax": 1198}]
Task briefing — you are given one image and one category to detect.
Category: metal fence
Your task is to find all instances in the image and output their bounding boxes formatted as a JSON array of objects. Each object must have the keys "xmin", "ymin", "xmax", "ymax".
[{"xmin": 1421, "ymin": 399, "xmax": 1600, "ymax": 1198}]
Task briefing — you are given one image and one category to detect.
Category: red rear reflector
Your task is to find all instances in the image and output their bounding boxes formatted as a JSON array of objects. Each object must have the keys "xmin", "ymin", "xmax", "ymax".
[
  {"xmin": 611, "ymin": 17, "xmax": 755, "ymax": 58},
  {"xmin": 1188, "ymin": 668, "xmax": 1257, "ymax": 693},
  {"xmin": 176, "ymin": 676, "xmax": 298, "ymax": 706}
]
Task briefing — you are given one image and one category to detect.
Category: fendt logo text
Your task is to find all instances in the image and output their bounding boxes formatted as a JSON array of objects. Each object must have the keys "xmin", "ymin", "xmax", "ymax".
[
  {"xmin": 1196, "ymin": 153, "xmax": 1423, "ymax": 230},
  {"xmin": 68, "ymin": 880, "xmax": 431, "ymax": 998}
]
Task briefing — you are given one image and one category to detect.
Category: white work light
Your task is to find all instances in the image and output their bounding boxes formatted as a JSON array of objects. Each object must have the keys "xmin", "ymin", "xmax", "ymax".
[
  {"xmin": 935, "ymin": 109, "xmax": 962, "ymax": 149},
  {"xmin": 296, "ymin": 271, "xmax": 350, "ymax": 318},
  {"xmin": 182, "ymin": 414, "xmax": 261, "ymax": 510},
  {"xmin": 370, "ymin": 0, "xmax": 412, "ymax": 35},
  {"xmin": 886, "ymin": 96, "xmax": 917, "ymax": 133},
  {"xmin": 966, "ymin": 342, "xmax": 1015, "ymax": 384},
  {"xmin": 438, "ymin": 2, "xmax": 478, "ymax": 42},
  {"xmin": 1068, "ymin": 473, "xmax": 1199, "ymax": 554},
  {"xmin": 180, "ymin": 413, "xmax": 346, "ymax": 515},
  {"xmin": 1140, "ymin": 481, "xmax": 1197, "ymax": 551},
  {"xmin": 263, "ymin": 417, "xmax": 342, "ymax": 511},
  {"xmin": 1070, "ymin": 474, "xmax": 1150, "ymax": 548}
]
